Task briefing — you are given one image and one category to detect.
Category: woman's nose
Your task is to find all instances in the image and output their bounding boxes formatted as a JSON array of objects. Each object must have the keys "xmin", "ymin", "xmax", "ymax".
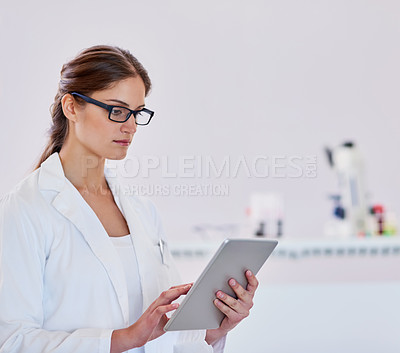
[{"xmin": 121, "ymin": 114, "xmax": 137, "ymax": 134}]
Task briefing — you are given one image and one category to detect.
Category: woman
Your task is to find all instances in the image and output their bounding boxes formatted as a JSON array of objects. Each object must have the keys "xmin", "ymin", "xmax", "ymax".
[{"xmin": 0, "ymin": 45, "xmax": 258, "ymax": 353}]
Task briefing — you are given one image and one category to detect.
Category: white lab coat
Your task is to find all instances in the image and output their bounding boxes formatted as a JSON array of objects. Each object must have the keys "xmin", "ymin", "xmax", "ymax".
[{"xmin": 0, "ymin": 153, "xmax": 224, "ymax": 353}]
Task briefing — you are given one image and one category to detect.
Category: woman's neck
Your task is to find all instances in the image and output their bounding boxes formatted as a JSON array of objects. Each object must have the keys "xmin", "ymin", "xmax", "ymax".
[{"xmin": 59, "ymin": 145, "xmax": 108, "ymax": 195}]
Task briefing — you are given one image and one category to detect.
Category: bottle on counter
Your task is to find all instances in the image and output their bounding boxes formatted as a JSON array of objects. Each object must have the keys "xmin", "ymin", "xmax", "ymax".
[{"xmin": 248, "ymin": 192, "xmax": 284, "ymax": 238}]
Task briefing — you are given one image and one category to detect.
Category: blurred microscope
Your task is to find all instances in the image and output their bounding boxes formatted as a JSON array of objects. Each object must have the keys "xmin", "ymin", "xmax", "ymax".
[{"xmin": 325, "ymin": 141, "xmax": 397, "ymax": 237}]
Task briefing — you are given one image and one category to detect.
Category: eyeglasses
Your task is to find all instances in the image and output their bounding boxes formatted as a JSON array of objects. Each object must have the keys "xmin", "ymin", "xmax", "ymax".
[{"xmin": 70, "ymin": 92, "xmax": 154, "ymax": 125}]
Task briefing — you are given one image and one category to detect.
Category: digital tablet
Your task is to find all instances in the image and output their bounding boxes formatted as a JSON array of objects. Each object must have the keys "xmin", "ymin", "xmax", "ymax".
[{"xmin": 163, "ymin": 238, "xmax": 278, "ymax": 331}]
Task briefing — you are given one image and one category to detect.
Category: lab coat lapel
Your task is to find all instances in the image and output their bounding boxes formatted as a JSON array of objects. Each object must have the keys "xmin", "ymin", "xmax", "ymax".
[
  {"xmin": 105, "ymin": 175, "xmax": 161, "ymax": 311},
  {"xmin": 38, "ymin": 153, "xmax": 130, "ymax": 324}
]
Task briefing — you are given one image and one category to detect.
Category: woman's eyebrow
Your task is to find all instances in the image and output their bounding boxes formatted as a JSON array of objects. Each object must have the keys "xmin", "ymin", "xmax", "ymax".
[
  {"xmin": 106, "ymin": 98, "xmax": 129, "ymax": 106},
  {"xmin": 106, "ymin": 99, "xmax": 145, "ymax": 110}
]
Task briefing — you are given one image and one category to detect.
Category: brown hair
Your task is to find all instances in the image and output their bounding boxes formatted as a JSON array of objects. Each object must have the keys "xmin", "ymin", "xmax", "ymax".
[{"xmin": 35, "ymin": 45, "xmax": 151, "ymax": 169}]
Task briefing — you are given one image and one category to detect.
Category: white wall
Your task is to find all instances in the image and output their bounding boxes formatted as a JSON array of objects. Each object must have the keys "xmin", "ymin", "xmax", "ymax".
[{"xmin": 1, "ymin": 0, "xmax": 399, "ymax": 240}]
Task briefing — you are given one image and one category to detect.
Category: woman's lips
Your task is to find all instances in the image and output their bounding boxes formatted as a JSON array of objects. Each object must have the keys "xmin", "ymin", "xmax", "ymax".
[{"xmin": 113, "ymin": 139, "xmax": 131, "ymax": 147}]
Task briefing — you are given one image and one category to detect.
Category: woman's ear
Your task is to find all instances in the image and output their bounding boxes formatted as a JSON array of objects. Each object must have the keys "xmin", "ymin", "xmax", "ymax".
[{"xmin": 61, "ymin": 93, "xmax": 80, "ymax": 122}]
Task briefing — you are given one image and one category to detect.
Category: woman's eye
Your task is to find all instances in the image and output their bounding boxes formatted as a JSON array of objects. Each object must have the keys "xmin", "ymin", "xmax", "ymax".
[{"xmin": 111, "ymin": 108, "xmax": 123, "ymax": 115}]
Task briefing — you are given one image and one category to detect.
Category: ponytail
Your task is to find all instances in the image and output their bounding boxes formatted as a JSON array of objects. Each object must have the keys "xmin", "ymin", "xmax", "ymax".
[{"xmin": 35, "ymin": 93, "xmax": 69, "ymax": 169}]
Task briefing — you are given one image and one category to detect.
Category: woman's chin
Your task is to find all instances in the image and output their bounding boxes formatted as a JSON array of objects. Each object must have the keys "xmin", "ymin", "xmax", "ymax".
[{"xmin": 106, "ymin": 151, "xmax": 129, "ymax": 161}]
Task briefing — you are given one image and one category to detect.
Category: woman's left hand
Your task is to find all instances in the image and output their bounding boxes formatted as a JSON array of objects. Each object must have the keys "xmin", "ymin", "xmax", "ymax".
[{"xmin": 205, "ymin": 270, "xmax": 259, "ymax": 345}]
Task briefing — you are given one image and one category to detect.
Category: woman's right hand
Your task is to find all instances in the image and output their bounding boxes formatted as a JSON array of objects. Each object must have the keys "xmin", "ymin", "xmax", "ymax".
[{"xmin": 111, "ymin": 283, "xmax": 192, "ymax": 353}]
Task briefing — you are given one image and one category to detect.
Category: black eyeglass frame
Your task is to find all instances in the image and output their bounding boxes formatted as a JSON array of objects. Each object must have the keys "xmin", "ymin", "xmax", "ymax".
[{"xmin": 70, "ymin": 92, "xmax": 154, "ymax": 125}]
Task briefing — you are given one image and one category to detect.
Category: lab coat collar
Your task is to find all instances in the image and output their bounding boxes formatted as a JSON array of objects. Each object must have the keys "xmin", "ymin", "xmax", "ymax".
[{"xmin": 38, "ymin": 152, "xmax": 67, "ymax": 192}]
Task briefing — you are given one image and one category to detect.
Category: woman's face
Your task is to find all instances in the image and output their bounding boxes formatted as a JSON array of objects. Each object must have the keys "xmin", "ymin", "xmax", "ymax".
[{"xmin": 72, "ymin": 76, "xmax": 146, "ymax": 160}]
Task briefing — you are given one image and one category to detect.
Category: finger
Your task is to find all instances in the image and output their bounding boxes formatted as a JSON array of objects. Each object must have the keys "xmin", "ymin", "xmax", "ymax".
[
  {"xmin": 215, "ymin": 291, "xmax": 249, "ymax": 315},
  {"xmin": 156, "ymin": 285, "xmax": 192, "ymax": 305},
  {"xmin": 228, "ymin": 278, "xmax": 248, "ymax": 301},
  {"xmin": 213, "ymin": 298, "xmax": 247, "ymax": 322},
  {"xmin": 151, "ymin": 302, "xmax": 179, "ymax": 319},
  {"xmin": 149, "ymin": 314, "xmax": 169, "ymax": 341},
  {"xmin": 245, "ymin": 270, "xmax": 259, "ymax": 294},
  {"xmin": 169, "ymin": 283, "xmax": 193, "ymax": 290}
]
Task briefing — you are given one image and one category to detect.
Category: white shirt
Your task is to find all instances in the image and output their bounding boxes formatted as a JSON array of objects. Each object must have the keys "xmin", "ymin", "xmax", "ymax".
[{"xmin": 110, "ymin": 234, "xmax": 144, "ymax": 353}]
